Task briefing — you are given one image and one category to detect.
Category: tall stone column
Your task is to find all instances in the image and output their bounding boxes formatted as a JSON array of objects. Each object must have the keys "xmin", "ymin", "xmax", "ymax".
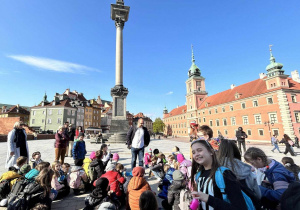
[{"xmin": 108, "ymin": 0, "xmax": 130, "ymax": 142}]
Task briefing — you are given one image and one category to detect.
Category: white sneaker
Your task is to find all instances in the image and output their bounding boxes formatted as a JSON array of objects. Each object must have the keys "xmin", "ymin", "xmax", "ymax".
[{"xmin": 0, "ymin": 198, "xmax": 8, "ymax": 207}]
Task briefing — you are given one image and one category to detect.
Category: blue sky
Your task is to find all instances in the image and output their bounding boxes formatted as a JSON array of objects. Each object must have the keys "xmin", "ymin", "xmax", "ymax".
[{"xmin": 0, "ymin": 0, "xmax": 300, "ymax": 120}]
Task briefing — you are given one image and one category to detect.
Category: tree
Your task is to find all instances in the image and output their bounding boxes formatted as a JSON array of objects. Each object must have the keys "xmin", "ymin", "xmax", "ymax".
[{"xmin": 153, "ymin": 118, "xmax": 165, "ymax": 134}]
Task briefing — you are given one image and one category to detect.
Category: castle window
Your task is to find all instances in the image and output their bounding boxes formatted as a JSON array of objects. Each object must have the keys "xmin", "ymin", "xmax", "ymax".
[
  {"xmin": 216, "ymin": 119, "xmax": 220, "ymax": 126},
  {"xmin": 253, "ymin": 100, "xmax": 258, "ymax": 107},
  {"xmin": 224, "ymin": 130, "xmax": 228, "ymax": 135},
  {"xmin": 230, "ymin": 105, "xmax": 233, "ymax": 111},
  {"xmin": 223, "ymin": 119, "xmax": 227, "ymax": 126},
  {"xmin": 222, "ymin": 107, "xmax": 225, "ymax": 112},
  {"xmin": 241, "ymin": 103, "xmax": 246, "ymax": 109},
  {"xmin": 209, "ymin": 120, "xmax": 213, "ymax": 127},
  {"xmin": 247, "ymin": 129, "xmax": 252, "ymax": 136},
  {"xmin": 269, "ymin": 113, "xmax": 278, "ymax": 123},
  {"xmin": 231, "ymin": 117, "xmax": 236, "ymax": 125},
  {"xmin": 209, "ymin": 110, "xmax": 211, "ymax": 114},
  {"xmin": 295, "ymin": 112, "xmax": 300, "ymax": 123},
  {"xmin": 215, "ymin": 108, "xmax": 218, "ymax": 113},
  {"xmin": 267, "ymin": 97, "xmax": 273, "ymax": 104},
  {"xmin": 254, "ymin": 114, "xmax": 262, "ymax": 124},
  {"xmin": 243, "ymin": 116, "xmax": 248, "ymax": 125},
  {"xmin": 203, "ymin": 117, "xmax": 206, "ymax": 123},
  {"xmin": 291, "ymin": 95, "xmax": 297, "ymax": 103},
  {"xmin": 258, "ymin": 129, "xmax": 264, "ymax": 136}
]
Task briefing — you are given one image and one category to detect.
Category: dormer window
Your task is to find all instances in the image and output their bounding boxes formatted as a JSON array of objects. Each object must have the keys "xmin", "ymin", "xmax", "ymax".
[
  {"xmin": 52, "ymin": 101, "xmax": 56, "ymax": 106},
  {"xmin": 235, "ymin": 92, "xmax": 241, "ymax": 99}
]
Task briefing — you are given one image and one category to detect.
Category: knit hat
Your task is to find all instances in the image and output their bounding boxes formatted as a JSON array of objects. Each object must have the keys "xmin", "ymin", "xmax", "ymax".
[
  {"xmin": 173, "ymin": 170, "xmax": 185, "ymax": 181},
  {"xmin": 112, "ymin": 153, "xmax": 119, "ymax": 161},
  {"xmin": 95, "ymin": 177, "xmax": 109, "ymax": 190},
  {"xmin": 132, "ymin": 166, "xmax": 145, "ymax": 177},
  {"xmin": 78, "ymin": 132, "xmax": 84, "ymax": 137},
  {"xmin": 147, "ymin": 148, "xmax": 152, "ymax": 153},
  {"xmin": 18, "ymin": 164, "xmax": 31, "ymax": 175},
  {"xmin": 177, "ymin": 154, "xmax": 185, "ymax": 163},
  {"xmin": 106, "ymin": 163, "xmax": 115, "ymax": 171},
  {"xmin": 99, "ymin": 202, "xmax": 116, "ymax": 210},
  {"xmin": 90, "ymin": 151, "xmax": 96, "ymax": 160}
]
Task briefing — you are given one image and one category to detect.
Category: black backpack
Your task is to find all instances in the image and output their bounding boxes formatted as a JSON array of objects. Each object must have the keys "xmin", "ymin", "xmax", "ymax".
[
  {"xmin": 0, "ymin": 179, "xmax": 11, "ymax": 199},
  {"xmin": 7, "ymin": 177, "xmax": 30, "ymax": 204},
  {"xmin": 281, "ymin": 182, "xmax": 300, "ymax": 210},
  {"xmin": 8, "ymin": 182, "xmax": 44, "ymax": 210}
]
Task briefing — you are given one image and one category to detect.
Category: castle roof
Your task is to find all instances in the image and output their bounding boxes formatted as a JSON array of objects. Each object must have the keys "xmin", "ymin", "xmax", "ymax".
[
  {"xmin": 198, "ymin": 77, "xmax": 300, "ymax": 109},
  {"xmin": 165, "ymin": 105, "xmax": 187, "ymax": 118}
]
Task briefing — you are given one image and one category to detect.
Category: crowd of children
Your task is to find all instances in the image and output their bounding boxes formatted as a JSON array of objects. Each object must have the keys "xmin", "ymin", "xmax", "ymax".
[{"xmin": 1, "ymin": 124, "xmax": 300, "ymax": 210}]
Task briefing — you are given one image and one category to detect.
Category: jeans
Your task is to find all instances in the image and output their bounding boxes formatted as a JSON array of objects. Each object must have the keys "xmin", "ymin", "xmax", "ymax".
[
  {"xmin": 271, "ymin": 143, "xmax": 281, "ymax": 152},
  {"xmin": 131, "ymin": 147, "xmax": 144, "ymax": 170},
  {"xmin": 238, "ymin": 141, "xmax": 246, "ymax": 154}
]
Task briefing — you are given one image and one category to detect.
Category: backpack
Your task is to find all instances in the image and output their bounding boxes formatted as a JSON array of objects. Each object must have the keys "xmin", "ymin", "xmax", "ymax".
[
  {"xmin": 88, "ymin": 165, "xmax": 97, "ymax": 182},
  {"xmin": 281, "ymin": 181, "xmax": 300, "ymax": 210},
  {"xmin": 178, "ymin": 189, "xmax": 193, "ymax": 210},
  {"xmin": 8, "ymin": 182, "xmax": 44, "ymax": 210},
  {"xmin": 0, "ymin": 179, "xmax": 11, "ymax": 199},
  {"xmin": 195, "ymin": 166, "xmax": 255, "ymax": 210},
  {"xmin": 7, "ymin": 177, "xmax": 30, "ymax": 204},
  {"xmin": 68, "ymin": 171, "xmax": 81, "ymax": 189}
]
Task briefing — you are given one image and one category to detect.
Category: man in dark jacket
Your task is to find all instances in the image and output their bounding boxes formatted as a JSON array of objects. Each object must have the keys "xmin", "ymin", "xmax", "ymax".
[
  {"xmin": 236, "ymin": 127, "xmax": 248, "ymax": 154},
  {"xmin": 126, "ymin": 118, "xmax": 150, "ymax": 170}
]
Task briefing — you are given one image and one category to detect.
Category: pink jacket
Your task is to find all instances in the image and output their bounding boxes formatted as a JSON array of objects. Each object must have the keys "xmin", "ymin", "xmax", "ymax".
[
  {"xmin": 144, "ymin": 153, "xmax": 152, "ymax": 165},
  {"xmin": 51, "ymin": 177, "xmax": 64, "ymax": 190},
  {"xmin": 179, "ymin": 159, "xmax": 192, "ymax": 178}
]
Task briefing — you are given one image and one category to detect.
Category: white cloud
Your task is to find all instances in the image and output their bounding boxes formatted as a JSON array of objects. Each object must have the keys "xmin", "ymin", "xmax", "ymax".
[
  {"xmin": 0, "ymin": 71, "xmax": 9, "ymax": 75},
  {"xmin": 166, "ymin": 91, "xmax": 173, "ymax": 95},
  {"xmin": 7, "ymin": 55, "xmax": 100, "ymax": 74}
]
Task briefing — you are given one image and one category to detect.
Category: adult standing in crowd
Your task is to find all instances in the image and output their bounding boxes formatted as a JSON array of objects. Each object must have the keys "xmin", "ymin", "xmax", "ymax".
[
  {"xmin": 126, "ymin": 118, "xmax": 150, "ymax": 170},
  {"xmin": 5, "ymin": 121, "xmax": 29, "ymax": 168},
  {"xmin": 63, "ymin": 122, "xmax": 70, "ymax": 157},
  {"xmin": 236, "ymin": 127, "xmax": 248, "ymax": 154},
  {"xmin": 75, "ymin": 126, "xmax": 84, "ymax": 138},
  {"xmin": 66, "ymin": 124, "xmax": 75, "ymax": 157},
  {"xmin": 271, "ymin": 134, "xmax": 281, "ymax": 153},
  {"xmin": 55, "ymin": 126, "xmax": 68, "ymax": 164}
]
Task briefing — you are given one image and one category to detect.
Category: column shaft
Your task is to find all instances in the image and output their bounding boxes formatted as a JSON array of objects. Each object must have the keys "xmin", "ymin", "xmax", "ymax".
[{"xmin": 115, "ymin": 26, "xmax": 123, "ymax": 86}]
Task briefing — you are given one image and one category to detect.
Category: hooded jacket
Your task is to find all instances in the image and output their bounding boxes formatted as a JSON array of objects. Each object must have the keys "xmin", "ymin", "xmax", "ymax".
[
  {"xmin": 54, "ymin": 132, "xmax": 68, "ymax": 148},
  {"xmin": 236, "ymin": 129, "xmax": 247, "ymax": 142},
  {"xmin": 72, "ymin": 140, "xmax": 87, "ymax": 160},
  {"xmin": 167, "ymin": 180, "xmax": 186, "ymax": 210},
  {"xmin": 260, "ymin": 160, "xmax": 295, "ymax": 201},
  {"xmin": 85, "ymin": 177, "xmax": 109, "ymax": 209},
  {"xmin": 0, "ymin": 171, "xmax": 22, "ymax": 189},
  {"xmin": 144, "ymin": 153, "xmax": 152, "ymax": 165},
  {"xmin": 158, "ymin": 168, "xmax": 175, "ymax": 199},
  {"xmin": 127, "ymin": 176, "xmax": 151, "ymax": 210},
  {"xmin": 99, "ymin": 170, "xmax": 125, "ymax": 197},
  {"xmin": 83, "ymin": 158, "xmax": 92, "ymax": 176},
  {"xmin": 222, "ymin": 157, "xmax": 261, "ymax": 200},
  {"xmin": 25, "ymin": 168, "xmax": 39, "ymax": 182},
  {"xmin": 89, "ymin": 159, "xmax": 105, "ymax": 179}
]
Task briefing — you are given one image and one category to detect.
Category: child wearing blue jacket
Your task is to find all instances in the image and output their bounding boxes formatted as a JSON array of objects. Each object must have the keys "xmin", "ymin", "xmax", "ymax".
[
  {"xmin": 72, "ymin": 133, "xmax": 87, "ymax": 166},
  {"xmin": 244, "ymin": 147, "xmax": 295, "ymax": 209},
  {"xmin": 158, "ymin": 164, "xmax": 175, "ymax": 200}
]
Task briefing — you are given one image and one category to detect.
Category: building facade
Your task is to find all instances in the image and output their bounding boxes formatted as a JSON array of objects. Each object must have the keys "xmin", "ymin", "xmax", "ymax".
[
  {"xmin": 133, "ymin": 112, "xmax": 153, "ymax": 133},
  {"xmin": 163, "ymin": 48, "xmax": 300, "ymax": 141},
  {"xmin": 0, "ymin": 104, "xmax": 30, "ymax": 125}
]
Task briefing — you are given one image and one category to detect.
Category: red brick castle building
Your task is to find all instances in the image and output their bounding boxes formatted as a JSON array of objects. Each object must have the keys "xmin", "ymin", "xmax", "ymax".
[{"xmin": 163, "ymin": 47, "xmax": 300, "ymax": 141}]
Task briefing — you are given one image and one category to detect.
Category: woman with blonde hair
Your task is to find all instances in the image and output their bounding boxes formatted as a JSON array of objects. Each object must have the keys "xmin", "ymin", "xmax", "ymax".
[{"xmin": 5, "ymin": 121, "xmax": 29, "ymax": 168}]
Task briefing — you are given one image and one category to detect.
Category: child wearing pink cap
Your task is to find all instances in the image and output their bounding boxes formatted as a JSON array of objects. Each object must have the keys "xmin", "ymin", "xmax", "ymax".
[
  {"xmin": 177, "ymin": 154, "xmax": 192, "ymax": 179},
  {"xmin": 144, "ymin": 148, "xmax": 152, "ymax": 168},
  {"xmin": 105, "ymin": 153, "xmax": 120, "ymax": 172},
  {"xmin": 83, "ymin": 151, "xmax": 97, "ymax": 178}
]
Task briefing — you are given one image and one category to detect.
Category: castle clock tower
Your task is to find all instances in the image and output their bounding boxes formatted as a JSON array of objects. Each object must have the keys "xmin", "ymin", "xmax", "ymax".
[{"xmin": 185, "ymin": 45, "xmax": 207, "ymax": 125}]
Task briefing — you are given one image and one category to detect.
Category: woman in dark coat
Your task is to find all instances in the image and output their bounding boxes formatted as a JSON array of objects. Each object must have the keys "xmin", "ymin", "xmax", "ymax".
[
  {"xmin": 280, "ymin": 134, "xmax": 296, "ymax": 156},
  {"xmin": 54, "ymin": 126, "xmax": 68, "ymax": 164}
]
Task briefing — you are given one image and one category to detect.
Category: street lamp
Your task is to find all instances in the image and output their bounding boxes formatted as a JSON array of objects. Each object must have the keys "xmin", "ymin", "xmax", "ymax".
[{"xmin": 264, "ymin": 121, "xmax": 274, "ymax": 140}]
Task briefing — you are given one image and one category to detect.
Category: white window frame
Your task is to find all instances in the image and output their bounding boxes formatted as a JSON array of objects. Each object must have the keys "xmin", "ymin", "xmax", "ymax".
[
  {"xmin": 267, "ymin": 97, "xmax": 273, "ymax": 104},
  {"xmin": 224, "ymin": 130, "xmax": 228, "ymax": 135},
  {"xmin": 216, "ymin": 119, "xmax": 220, "ymax": 127},
  {"xmin": 241, "ymin": 102, "xmax": 246, "ymax": 109},
  {"xmin": 58, "ymin": 109, "xmax": 62, "ymax": 115},
  {"xmin": 223, "ymin": 118, "xmax": 227, "ymax": 126},
  {"xmin": 67, "ymin": 118, "xmax": 70, "ymax": 123},
  {"xmin": 291, "ymin": 95, "xmax": 297, "ymax": 103},
  {"xmin": 48, "ymin": 109, "xmax": 52, "ymax": 115},
  {"xmin": 203, "ymin": 117, "xmax": 206, "ymax": 123},
  {"xmin": 68, "ymin": 110, "xmax": 71, "ymax": 115},
  {"xmin": 243, "ymin": 116, "xmax": 249, "ymax": 125},
  {"xmin": 209, "ymin": 120, "xmax": 213, "ymax": 127},
  {"xmin": 295, "ymin": 112, "xmax": 300, "ymax": 123},
  {"xmin": 72, "ymin": 110, "xmax": 75, "ymax": 116},
  {"xmin": 272, "ymin": 128, "xmax": 279, "ymax": 136},
  {"xmin": 231, "ymin": 117, "xmax": 236, "ymax": 125},
  {"xmin": 269, "ymin": 112, "xmax": 278, "ymax": 123},
  {"xmin": 47, "ymin": 118, "xmax": 52, "ymax": 124},
  {"xmin": 57, "ymin": 118, "xmax": 62, "ymax": 124},
  {"xmin": 258, "ymin": 129, "xmax": 264, "ymax": 136},
  {"xmin": 247, "ymin": 129, "xmax": 252, "ymax": 136},
  {"xmin": 230, "ymin": 105, "xmax": 233, "ymax": 111},
  {"xmin": 253, "ymin": 100, "xmax": 258, "ymax": 107},
  {"xmin": 254, "ymin": 114, "xmax": 262, "ymax": 124},
  {"xmin": 32, "ymin": 119, "xmax": 35, "ymax": 124}
]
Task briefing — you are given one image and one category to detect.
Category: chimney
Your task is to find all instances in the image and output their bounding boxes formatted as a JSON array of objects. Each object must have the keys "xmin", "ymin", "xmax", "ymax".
[
  {"xmin": 230, "ymin": 84, "xmax": 235, "ymax": 89},
  {"xmin": 16, "ymin": 104, "xmax": 19, "ymax": 108},
  {"xmin": 259, "ymin": 73, "xmax": 266, "ymax": 79},
  {"xmin": 291, "ymin": 70, "xmax": 300, "ymax": 83},
  {"xmin": 65, "ymin": 88, "xmax": 70, "ymax": 94},
  {"xmin": 2, "ymin": 106, "xmax": 7, "ymax": 113}
]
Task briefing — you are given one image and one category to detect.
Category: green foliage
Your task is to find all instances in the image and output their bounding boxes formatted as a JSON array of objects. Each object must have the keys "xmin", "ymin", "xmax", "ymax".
[{"xmin": 153, "ymin": 118, "xmax": 165, "ymax": 133}]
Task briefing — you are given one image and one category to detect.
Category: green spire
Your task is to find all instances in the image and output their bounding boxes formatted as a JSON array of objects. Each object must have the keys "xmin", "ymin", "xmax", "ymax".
[
  {"xmin": 188, "ymin": 44, "xmax": 201, "ymax": 78},
  {"xmin": 266, "ymin": 45, "xmax": 284, "ymax": 76}
]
